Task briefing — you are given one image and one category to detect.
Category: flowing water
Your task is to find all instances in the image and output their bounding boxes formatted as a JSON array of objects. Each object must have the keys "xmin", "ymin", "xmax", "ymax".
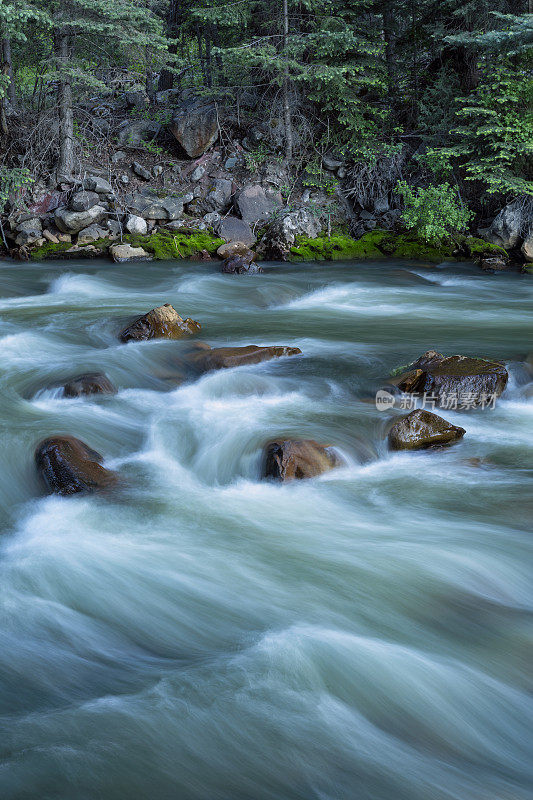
[{"xmin": 0, "ymin": 256, "xmax": 532, "ymax": 800}]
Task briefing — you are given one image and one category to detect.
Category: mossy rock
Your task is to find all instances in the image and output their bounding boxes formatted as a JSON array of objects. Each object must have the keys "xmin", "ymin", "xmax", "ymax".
[
  {"xmin": 461, "ymin": 236, "xmax": 508, "ymax": 259},
  {"xmin": 126, "ymin": 230, "xmax": 224, "ymax": 260},
  {"xmin": 31, "ymin": 239, "xmax": 111, "ymax": 261}
]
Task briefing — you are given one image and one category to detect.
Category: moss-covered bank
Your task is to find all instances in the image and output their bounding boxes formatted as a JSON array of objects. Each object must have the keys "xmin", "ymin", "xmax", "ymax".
[
  {"xmin": 289, "ymin": 230, "xmax": 508, "ymax": 264},
  {"xmin": 30, "ymin": 227, "xmax": 509, "ymax": 265}
]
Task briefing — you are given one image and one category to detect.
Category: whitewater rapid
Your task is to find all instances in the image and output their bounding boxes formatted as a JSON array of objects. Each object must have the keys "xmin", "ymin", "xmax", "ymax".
[{"xmin": 0, "ymin": 257, "xmax": 531, "ymax": 800}]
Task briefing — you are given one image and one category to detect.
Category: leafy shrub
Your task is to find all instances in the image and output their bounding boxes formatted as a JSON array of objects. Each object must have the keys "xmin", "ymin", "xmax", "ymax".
[{"xmin": 395, "ymin": 182, "xmax": 472, "ymax": 243}]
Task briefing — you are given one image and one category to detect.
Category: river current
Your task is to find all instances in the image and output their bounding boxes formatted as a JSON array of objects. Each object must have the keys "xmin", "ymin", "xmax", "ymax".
[{"xmin": 0, "ymin": 256, "xmax": 532, "ymax": 800}]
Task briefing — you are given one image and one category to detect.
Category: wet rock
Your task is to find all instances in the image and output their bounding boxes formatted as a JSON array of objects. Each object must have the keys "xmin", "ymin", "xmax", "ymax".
[
  {"xmin": 119, "ymin": 303, "xmax": 201, "ymax": 342},
  {"xmin": 262, "ymin": 440, "xmax": 342, "ymax": 481},
  {"xmin": 55, "ymin": 205, "xmax": 106, "ymax": 234},
  {"xmin": 481, "ymin": 255, "xmax": 510, "ymax": 271},
  {"xmin": 397, "ymin": 351, "xmax": 508, "ymax": 406},
  {"xmin": 521, "ymin": 232, "xmax": 533, "ymax": 261},
  {"xmin": 35, "ymin": 435, "xmax": 117, "ymax": 495},
  {"xmin": 388, "ymin": 409, "xmax": 465, "ymax": 451},
  {"xmin": 235, "ymin": 184, "xmax": 283, "ymax": 225},
  {"xmin": 63, "ymin": 373, "xmax": 116, "ymax": 398},
  {"xmin": 215, "ymin": 216, "xmax": 256, "ymax": 246},
  {"xmin": 217, "ymin": 241, "xmax": 253, "ymax": 259},
  {"xmin": 70, "ymin": 190, "xmax": 99, "ymax": 212},
  {"xmin": 169, "ymin": 99, "xmax": 218, "ymax": 158},
  {"xmin": 110, "ymin": 244, "xmax": 152, "ymax": 263},
  {"xmin": 189, "ymin": 344, "xmax": 301, "ymax": 373},
  {"xmin": 221, "ymin": 252, "xmax": 262, "ymax": 274}
]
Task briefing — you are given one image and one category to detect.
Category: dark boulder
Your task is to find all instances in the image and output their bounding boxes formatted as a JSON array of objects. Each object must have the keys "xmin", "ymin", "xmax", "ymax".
[
  {"xmin": 35, "ymin": 435, "xmax": 117, "ymax": 495},
  {"xmin": 169, "ymin": 99, "xmax": 218, "ymax": 158},
  {"xmin": 63, "ymin": 373, "xmax": 116, "ymax": 398},
  {"xmin": 221, "ymin": 252, "xmax": 262, "ymax": 274},
  {"xmin": 397, "ymin": 351, "xmax": 508, "ymax": 407},
  {"xmin": 262, "ymin": 440, "xmax": 343, "ymax": 482},
  {"xmin": 388, "ymin": 409, "xmax": 465, "ymax": 451},
  {"xmin": 119, "ymin": 303, "xmax": 201, "ymax": 342},
  {"xmin": 189, "ymin": 344, "xmax": 301, "ymax": 373},
  {"xmin": 235, "ymin": 184, "xmax": 283, "ymax": 225}
]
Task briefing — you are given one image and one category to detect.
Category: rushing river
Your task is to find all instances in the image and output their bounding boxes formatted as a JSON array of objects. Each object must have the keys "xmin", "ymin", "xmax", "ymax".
[{"xmin": 0, "ymin": 256, "xmax": 532, "ymax": 800}]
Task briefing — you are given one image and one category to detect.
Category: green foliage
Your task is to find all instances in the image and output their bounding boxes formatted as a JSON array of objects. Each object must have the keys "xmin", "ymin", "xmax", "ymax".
[
  {"xmin": 0, "ymin": 167, "xmax": 34, "ymax": 212},
  {"xmin": 302, "ymin": 160, "xmax": 339, "ymax": 196},
  {"xmin": 396, "ymin": 182, "xmax": 473, "ymax": 244}
]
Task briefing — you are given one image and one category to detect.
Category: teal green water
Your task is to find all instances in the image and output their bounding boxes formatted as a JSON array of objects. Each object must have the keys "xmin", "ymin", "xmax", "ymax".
[{"xmin": 0, "ymin": 257, "xmax": 532, "ymax": 799}]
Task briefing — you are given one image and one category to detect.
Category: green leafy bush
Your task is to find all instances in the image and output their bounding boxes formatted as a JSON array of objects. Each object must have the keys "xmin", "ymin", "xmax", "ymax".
[{"xmin": 396, "ymin": 182, "xmax": 472, "ymax": 244}]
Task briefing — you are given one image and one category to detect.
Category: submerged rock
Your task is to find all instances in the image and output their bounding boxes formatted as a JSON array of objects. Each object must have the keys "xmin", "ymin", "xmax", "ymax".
[
  {"xmin": 189, "ymin": 344, "xmax": 301, "ymax": 373},
  {"xmin": 397, "ymin": 351, "xmax": 508, "ymax": 407},
  {"xmin": 35, "ymin": 435, "xmax": 117, "ymax": 495},
  {"xmin": 388, "ymin": 409, "xmax": 465, "ymax": 450},
  {"xmin": 262, "ymin": 440, "xmax": 342, "ymax": 481},
  {"xmin": 119, "ymin": 304, "xmax": 201, "ymax": 342},
  {"xmin": 63, "ymin": 373, "xmax": 116, "ymax": 398},
  {"xmin": 221, "ymin": 252, "xmax": 262, "ymax": 274}
]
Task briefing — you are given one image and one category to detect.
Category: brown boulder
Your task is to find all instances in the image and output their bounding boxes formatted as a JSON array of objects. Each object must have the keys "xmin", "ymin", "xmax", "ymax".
[
  {"xmin": 262, "ymin": 440, "xmax": 342, "ymax": 481},
  {"xmin": 35, "ymin": 435, "xmax": 118, "ymax": 495},
  {"xmin": 63, "ymin": 373, "xmax": 116, "ymax": 398},
  {"xmin": 190, "ymin": 344, "xmax": 301, "ymax": 373},
  {"xmin": 388, "ymin": 409, "xmax": 465, "ymax": 451},
  {"xmin": 119, "ymin": 304, "xmax": 201, "ymax": 342},
  {"xmin": 397, "ymin": 351, "xmax": 508, "ymax": 407}
]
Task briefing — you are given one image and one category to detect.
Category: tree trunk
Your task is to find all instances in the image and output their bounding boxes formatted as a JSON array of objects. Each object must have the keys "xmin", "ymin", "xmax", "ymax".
[
  {"xmin": 382, "ymin": 6, "xmax": 395, "ymax": 97},
  {"xmin": 54, "ymin": 29, "xmax": 74, "ymax": 183},
  {"xmin": 282, "ymin": 0, "xmax": 293, "ymax": 163},
  {"xmin": 2, "ymin": 37, "xmax": 15, "ymax": 108}
]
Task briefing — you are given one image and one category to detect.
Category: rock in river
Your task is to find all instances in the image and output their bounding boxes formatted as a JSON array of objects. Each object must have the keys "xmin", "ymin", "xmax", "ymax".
[
  {"xmin": 119, "ymin": 304, "xmax": 201, "ymax": 342},
  {"xmin": 388, "ymin": 409, "xmax": 465, "ymax": 451},
  {"xmin": 35, "ymin": 435, "xmax": 117, "ymax": 495},
  {"xmin": 262, "ymin": 440, "xmax": 343, "ymax": 481},
  {"xmin": 221, "ymin": 253, "xmax": 262, "ymax": 274},
  {"xmin": 189, "ymin": 344, "xmax": 301, "ymax": 373},
  {"xmin": 397, "ymin": 351, "xmax": 508, "ymax": 407},
  {"xmin": 63, "ymin": 373, "xmax": 116, "ymax": 398}
]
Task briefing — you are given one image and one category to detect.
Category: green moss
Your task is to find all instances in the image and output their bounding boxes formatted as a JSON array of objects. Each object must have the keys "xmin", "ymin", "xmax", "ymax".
[
  {"xmin": 126, "ymin": 230, "xmax": 224, "ymax": 260},
  {"xmin": 30, "ymin": 239, "xmax": 110, "ymax": 260},
  {"xmin": 289, "ymin": 230, "xmax": 454, "ymax": 263},
  {"xmin": 462, "ymin": 236, "xmax": 508, "ymax": 258},
  {"xmin": 290, "ymin": 231, "xmax": 389, "ymax": 262}
]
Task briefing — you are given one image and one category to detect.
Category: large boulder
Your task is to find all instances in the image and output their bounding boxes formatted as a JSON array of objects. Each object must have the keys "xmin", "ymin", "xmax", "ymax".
[
  {"xmin": 110, "ymin": 244, "xmax": 152, "ymax": 263},
  {"xmin": 215, "ymin": 216, "xmax": 256, "ymax": 246},
  {"xmin": 262, "ymin": 440, "xmax": 343, "ymax": 482},
  {"xmin": 169, "ymin": 99, "xmax": 218, "ymax": 158},
  {"xmin": 388, "ymin": 409, "xmax": 465, "ymax": 451},
  {"xmin": 397, "ymin": 351, "xmax": 508, "ymax": 407},
  {"xmin": 188, "ymin": 344, "xmax": 301, "ymax": 373},
  {"xmin": 63, "ymin": 373, "xmax": 116, "ymax": 398},
  {"xmin": 262, "ymin": 208, "xmax": 320, "ymax": 259},
  {"xmin": 521, "ymin": 231, "xmax": 533, "ymax": 261},
  {"xmin": 119, "ymin": 303, "xmax": 201, "ymax": 342},
  {"xmin": 485, "ymin": 200, "xmax": 533, "ymax": 250},
  {"xmin": 55, "ymin": 205, "xmax": 106, "ymax": 234},
  {"xmin": 125, "ymin": 214, "xmax": 148, "ymax": 235},
  {"xmin": 35, "ymin": 435, "xmax": 117, "ymax": 495},
  {"xmin": 235, "ymin": 184, "xmax": 283, "ymax": 225}
]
